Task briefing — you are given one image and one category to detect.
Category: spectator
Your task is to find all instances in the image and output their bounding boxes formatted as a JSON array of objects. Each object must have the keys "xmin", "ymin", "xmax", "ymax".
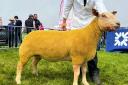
[
  {"xmin": 25, "ymin": 14, "xmax": 34, "ymax": 34},
  {"xmin": 14, "ymin": 16, "xmax": 22, "ymax": 47},
  {"xmin": 0, "ymin": 17, "xmax": 2, "ymax": 27},
  {"xmin": 33, "ymin": 14, "xmax": 41, "ymax": 30},
  {"xmin": 8, "ymin": 17, "xmax": 15, "ymax": 48},
  {"xmin": 39, "ymin": 23, "xmax": 44, "ymax": 30}
]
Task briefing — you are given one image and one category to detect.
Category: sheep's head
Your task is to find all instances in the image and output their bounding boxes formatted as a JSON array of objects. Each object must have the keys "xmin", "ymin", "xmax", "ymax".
[{"xmin": 92, "ymin": 9, "xmax": 120, "ymax": 31}]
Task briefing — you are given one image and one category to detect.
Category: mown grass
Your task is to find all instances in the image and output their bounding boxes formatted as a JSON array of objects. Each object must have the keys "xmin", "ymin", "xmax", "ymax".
[{"xmin": 0, "ymin": 48, "xmax": 128, "ymax": 85}]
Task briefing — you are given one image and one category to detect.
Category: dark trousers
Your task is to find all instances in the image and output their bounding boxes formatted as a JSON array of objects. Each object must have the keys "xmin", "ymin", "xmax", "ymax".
[
  {"xmin": 26, "ymin": 28, "xmax": 32, "ymax": 34},
  {"xmin": 87, "ymin": 52, "xmax": 99, "ymax": 77},
  {"xmin": 8, "ymin": 31, "xmax": 14, "ymax": 48},
  {"xmin": 87, "ymin": 38, "xmax": 101, "ymax": 76},
  {"xmin": 15, "ymin": 27, "xmax": 22, "ymax": 47}
]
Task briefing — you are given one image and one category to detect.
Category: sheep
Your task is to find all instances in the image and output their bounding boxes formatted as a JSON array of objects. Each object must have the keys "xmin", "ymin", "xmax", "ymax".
[{"xmin": 15, "ymin": 10, "xmax": 120, "ymax": 85}]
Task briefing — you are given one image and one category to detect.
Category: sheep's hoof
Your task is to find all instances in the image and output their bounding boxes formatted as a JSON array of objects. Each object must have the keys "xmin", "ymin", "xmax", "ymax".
[
  {"xmin": 32, "ymin": 71, "xmax": 39, "ymax": 76},
  {"xmin": 15, "ymin": 78, "xmax": 21, "ymax": 84},
  {"xmin": 82, "ymin": 81, "xmax": 89, "ymax": 85},
  {"xmin": 73, "ymin": 82, "xmax": 78, "ymax": 85},
  {"xmin": 83, "ymin": 83, "xmax": 89, "ymax": 85}
]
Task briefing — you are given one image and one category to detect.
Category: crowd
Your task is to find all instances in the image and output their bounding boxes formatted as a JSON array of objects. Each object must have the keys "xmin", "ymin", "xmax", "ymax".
[{"xmin": 7, "ymin": 14, "xmax": 44, "ymax": 48}]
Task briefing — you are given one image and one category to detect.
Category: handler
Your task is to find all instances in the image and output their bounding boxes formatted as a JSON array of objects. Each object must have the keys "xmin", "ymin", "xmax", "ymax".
[{"xmin": 61, "ymin": 0, "xmax": 107, "ymax": 84}]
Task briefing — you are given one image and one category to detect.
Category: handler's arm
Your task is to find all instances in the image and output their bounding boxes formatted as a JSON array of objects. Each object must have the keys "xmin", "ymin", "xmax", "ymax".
[
  {"xmin": 95, "ymin": 0, "xmax": 107, "ymax": 14},
  {"xmin": 61, "ymin": 0, "xmax": 74, "ymax": 31}
]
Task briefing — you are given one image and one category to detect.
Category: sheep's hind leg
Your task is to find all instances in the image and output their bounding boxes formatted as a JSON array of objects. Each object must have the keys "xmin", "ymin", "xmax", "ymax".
[
  {"xmin": 32, "ymin": 56, "xmax": 41, "ymax": 76},
  {"xmin": 15, "ymin": 55, "xmax": 30, "ymax": 84}
]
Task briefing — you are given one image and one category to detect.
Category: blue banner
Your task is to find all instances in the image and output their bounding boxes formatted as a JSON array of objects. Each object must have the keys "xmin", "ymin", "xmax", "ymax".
[{"xmin": 106, "ymin": 27, "xmax": 128, "ymax": 51}]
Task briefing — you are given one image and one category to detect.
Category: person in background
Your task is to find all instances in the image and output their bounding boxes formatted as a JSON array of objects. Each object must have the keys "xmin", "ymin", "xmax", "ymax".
[
  {"xmin": 14, "ymin": 16, "xmax": 22, "ymax": 47},
  {"xmin": 33, "ymin": 14, "xmax": 41, "ymax": 30},
  {"xmin": 25, "ymin": 14, "xmax": 34, "ymax": 34},
  {"xmin": 39, "ymin": 23, "xmax": 44, "ymax": 30},
  {"xmin": 0, "ymin": 17, "xmax": 2, "ymax": 27},
  {"xmin": 8, "ymin": 17, "xmax": 15, "ymax": 48},
  {"xmin": 61, "ymin": 0, "xmax": 107, "ymax": 85}
]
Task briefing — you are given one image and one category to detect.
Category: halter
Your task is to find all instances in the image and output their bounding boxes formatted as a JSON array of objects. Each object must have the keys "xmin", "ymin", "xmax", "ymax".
[{"xmin": 96, "ymin": 18, "xmax": 104, "ymax": 33}]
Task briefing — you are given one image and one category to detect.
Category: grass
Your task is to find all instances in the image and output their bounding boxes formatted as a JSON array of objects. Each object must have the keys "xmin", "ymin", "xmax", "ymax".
[{"xmin": 0, "ymin": 48, "xmax": 128, "ymax": 85}]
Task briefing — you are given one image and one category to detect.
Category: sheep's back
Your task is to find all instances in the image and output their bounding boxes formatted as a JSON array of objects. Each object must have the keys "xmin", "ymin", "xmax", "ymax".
[{"xmin": 20, "ymin": 30, "xmax": 73, "ymax": 61}]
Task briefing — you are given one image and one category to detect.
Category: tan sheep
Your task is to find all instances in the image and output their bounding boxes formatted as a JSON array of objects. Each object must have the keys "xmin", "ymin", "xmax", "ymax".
[{"xmin": 15, "ymin": 10, "xmax": 120, "ymax": 85}]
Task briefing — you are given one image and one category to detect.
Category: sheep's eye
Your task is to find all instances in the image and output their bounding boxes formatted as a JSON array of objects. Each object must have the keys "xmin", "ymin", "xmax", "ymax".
[
  {"xmin": 102, "ymin": 14, "xmax": 107, "ymax": 18},
  {"xmin": 112, "ymin": 11, "xmax": 117, "ymax": 15}
]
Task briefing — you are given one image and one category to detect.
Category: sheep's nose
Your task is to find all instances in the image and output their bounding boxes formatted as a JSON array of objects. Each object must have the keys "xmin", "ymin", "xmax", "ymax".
[
  {"xmin": 116, "ymin": 22, "xmax": 120, "ymax": 26},
  {"xmin": 115, "ymin": 22, "xmax": 120, "ymax": 29}
]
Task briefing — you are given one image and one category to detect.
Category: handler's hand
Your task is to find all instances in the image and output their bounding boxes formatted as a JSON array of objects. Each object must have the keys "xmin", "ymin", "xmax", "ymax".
[
  {"xmin": 60, "ymin": 18, "xmax": 67, "ymax": 31},
  {"xmin": 60, "ymin": 23, "xmax": 67, "ymax": 31}
]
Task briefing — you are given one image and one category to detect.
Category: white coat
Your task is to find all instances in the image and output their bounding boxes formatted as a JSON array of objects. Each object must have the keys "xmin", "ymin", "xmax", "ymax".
[{"xmin": 63, "ymin": 0, "xmax": 107, "ymax": 29}]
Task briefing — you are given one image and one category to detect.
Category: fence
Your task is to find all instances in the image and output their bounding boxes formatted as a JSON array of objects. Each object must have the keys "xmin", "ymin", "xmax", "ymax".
[
  {"xmin": 0, "ymin": 26, "xmax": 8, "ymax": 46},
  {"xmin": 0, "ymin": 25, "xmax": 60, "ymax": 48},
  {"xmin": 0, "ymin": 25, "xmax": 106, "ymax": 49},
  {"xmin": 0, "ymin": 25, "xmax": 36, "ymax": 48}
]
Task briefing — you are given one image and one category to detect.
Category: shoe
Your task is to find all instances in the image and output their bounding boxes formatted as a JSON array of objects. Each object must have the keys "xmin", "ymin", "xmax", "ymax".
[{"xmin": 90, "ymin": 70, "xmax": 101, "ymax": 85}]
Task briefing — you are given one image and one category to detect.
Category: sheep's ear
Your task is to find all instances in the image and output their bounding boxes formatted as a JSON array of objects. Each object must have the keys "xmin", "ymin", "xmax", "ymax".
[
  {"xmin": 112, "ymin": 11, "xmax": 117, "ymax": 15},
  {"xmin": 92, "ymin": 9, "xmax": 99, "ymax": 17}
]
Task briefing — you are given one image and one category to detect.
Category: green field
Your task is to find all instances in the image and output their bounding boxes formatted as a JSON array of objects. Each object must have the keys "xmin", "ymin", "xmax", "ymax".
[{"xmin": 0, "ymin": 48, "xmax": 128, "ymax": 85}]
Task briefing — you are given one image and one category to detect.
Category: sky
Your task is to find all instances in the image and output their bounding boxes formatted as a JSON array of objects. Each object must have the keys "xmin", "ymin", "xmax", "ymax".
[{"xmin": 0, "ymin": 0, "xmax": 127, "ymax": 28}]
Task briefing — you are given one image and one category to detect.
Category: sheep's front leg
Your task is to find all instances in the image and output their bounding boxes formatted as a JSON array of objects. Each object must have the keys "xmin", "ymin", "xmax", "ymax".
[
  {"xmin": 73, "ymin": 64, "xmax": 81, "ymax": 85},
  {"xmin": 81, "ymin": 63, "xmax": 89, "ymax": 85}
]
